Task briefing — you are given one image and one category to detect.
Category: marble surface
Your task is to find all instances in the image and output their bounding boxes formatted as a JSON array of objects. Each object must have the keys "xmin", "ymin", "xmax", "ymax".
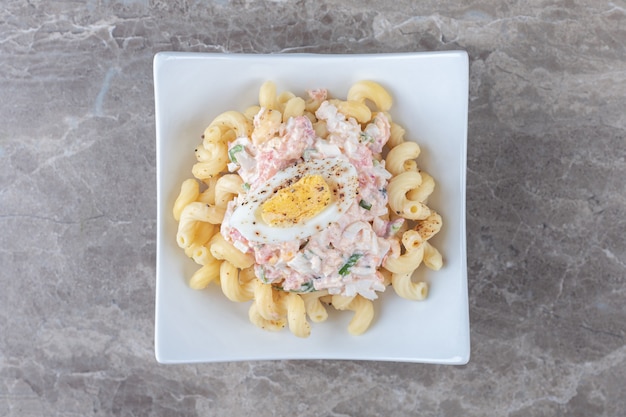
[{"xmin": 1, "ymin": 0, "xmax": 625, "ymax": 415}]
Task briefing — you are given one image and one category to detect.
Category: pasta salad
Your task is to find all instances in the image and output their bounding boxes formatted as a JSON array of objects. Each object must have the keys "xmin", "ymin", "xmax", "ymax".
[{"xmin": 173, "ymin": 81, "xmax": 443, "ymax": 337}]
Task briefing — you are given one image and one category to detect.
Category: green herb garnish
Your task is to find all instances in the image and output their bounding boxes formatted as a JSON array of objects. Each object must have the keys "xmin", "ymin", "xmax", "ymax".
[
  {"xmin": 294, "ymin": 281, "xmax": 315, "ymax": 293},
  {"xmin": 338, "ymin": 254, "xmax": 363, "ymax": 276},
  {"xmin": 359, "ymin": 199, "xmax": 372, "ymax": 210},
  {"xmin": 228, "ymin": 144, "xmax": 244, "ymax": 163}
]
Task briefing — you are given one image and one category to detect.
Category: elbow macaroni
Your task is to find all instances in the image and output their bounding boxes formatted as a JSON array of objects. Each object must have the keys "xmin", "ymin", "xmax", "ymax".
[
  {"xmin": 387, "ymin": 171, "xmax": 433, "ymax": 220},
  {"xmin": 173, "ymin": 80, "xmax": 444, "ymax": 337}
]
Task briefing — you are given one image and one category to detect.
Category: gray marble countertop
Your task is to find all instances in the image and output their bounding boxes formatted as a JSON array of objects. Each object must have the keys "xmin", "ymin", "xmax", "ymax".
[{"xmin": 1, "ymin": 1, "xmax": 625, "ymax": 416}]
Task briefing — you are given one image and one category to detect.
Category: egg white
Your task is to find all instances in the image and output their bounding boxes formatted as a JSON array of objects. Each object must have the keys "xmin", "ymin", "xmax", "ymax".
[{"xmin": 229, "ymin": 157, "xmax": 358, "ymax": 244}]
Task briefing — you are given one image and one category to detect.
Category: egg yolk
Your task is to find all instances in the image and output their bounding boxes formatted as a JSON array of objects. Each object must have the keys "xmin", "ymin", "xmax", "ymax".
[{"xmin": 261, "ymin": 175, "xmax": 332, "ymax": 227}]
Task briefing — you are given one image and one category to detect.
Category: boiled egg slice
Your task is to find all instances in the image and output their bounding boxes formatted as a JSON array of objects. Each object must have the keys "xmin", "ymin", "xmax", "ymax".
[{"xmin": 229, "ymin": 157, "xmax": 358, "ymax": 244}]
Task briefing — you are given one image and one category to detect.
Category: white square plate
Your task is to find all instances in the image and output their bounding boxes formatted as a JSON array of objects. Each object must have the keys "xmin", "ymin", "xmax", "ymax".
[{"xmin": 154, "ymin": 52, "xmax": 469, "ymax": 364}]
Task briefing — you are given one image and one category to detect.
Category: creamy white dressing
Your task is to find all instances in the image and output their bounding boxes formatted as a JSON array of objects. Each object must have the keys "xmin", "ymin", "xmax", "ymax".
[{"xmin": 222, "ymin": 97, "xmax": 400, "ymax": 300}]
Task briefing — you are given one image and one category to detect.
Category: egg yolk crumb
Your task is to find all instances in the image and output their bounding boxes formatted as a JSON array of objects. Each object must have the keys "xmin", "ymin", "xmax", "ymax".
[{"xmin": 261, "ymin": 175, "xmax": 332, "ymax": 227}]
